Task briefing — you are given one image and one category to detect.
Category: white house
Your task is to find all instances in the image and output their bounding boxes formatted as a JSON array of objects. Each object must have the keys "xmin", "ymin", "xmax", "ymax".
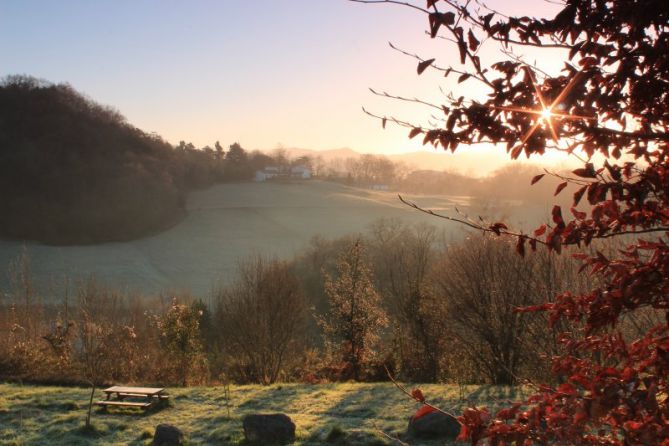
[
  {"xmin": 255, "ymin": 165, "xmax": 311, "ymax": 181},
  {"xmin": 290, "ymin": 165, "xmax": 312, "ymax": 179},
  {"xmin": 254, "ymin": 166, "xmax": 280, "ymax": 182}
]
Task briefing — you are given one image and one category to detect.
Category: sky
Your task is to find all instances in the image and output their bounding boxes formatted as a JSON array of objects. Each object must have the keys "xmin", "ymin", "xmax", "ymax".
[{"xmin": 0, "ymin": 0, "xmax": 564, "ymax": 167}]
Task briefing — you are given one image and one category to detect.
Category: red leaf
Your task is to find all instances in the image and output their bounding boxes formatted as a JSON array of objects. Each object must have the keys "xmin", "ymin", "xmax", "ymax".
[
  {"xmin": 457, "ymin": 73, "xmax": 471, "ymax": 83},
  {"xmin": 458, "ymin": 38, "xmax": 467, "ymax": 64},
  {"xmin": 571, "ymin": 207, "xmax": 587, "ymax": 219},
  {"xmin": 531, "ymin": 174, "xmax": 545, "ymax": 185},
  {"xmin": 489, "ymin": 222, "xmax": 508, "ymax": 235},
  {"xmin": 428, "ymin": 12, "xmax": 454, "ymax": 38},
  {"xmin": 412, "ymin": 404, "xmax": 437, "ymax": 420},
  {"xmin": 438, "ymin": 11, "xmax": 455, "ymax": 25},
  {"xmin": 409, "ymin": 128, "xmax": 422, "ymax": 139},
  {"xmin": 573, "ymin": 163, "xmax": 596, "ymax": 178},
  {"xmin": 411, "ymin": 388, "xmax": 426, "ymax": 403},
  {"xmin": 552, "ymin": 205, "xmax": 565, "ymax": 228},
  {"xmin": 573, "ymin": 185, "xmax": 587, "ymax": 206},
  {"xmin": 510, "ymin": 145, "xmax": 523, "ymax": 159},
  {"xmin": 467, "ymin": 29, "xmax": 480, "ymax": 51},
  {"xmin": 417, "ymin": 58, "xmax": 435, "ymax": 75},
  {"xmin": 455, "ymin": 422, "xmax": 469, "ymax": 441},
  {"xmin": 534, "ymin": 224, "xmax": 547, "ymax": 237},
  {"xmin": 428, "ymin": 13, "xmax": 441, "ymax": 38},
  {"xmin": 516, "ymin": 236, "xmax": 526, "ymax": 257},
  {"xmin": 554, "ymin": 181, "xmax": 568, "ymax": 196},
  {"xmin": 547, "ymin": 229, "xmax": 563, "ymax": 253}
]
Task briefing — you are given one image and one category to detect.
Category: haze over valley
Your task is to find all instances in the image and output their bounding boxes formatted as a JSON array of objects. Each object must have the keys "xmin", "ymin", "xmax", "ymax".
[
  {"xmin": 0, "ymin": 76, "xmax": 557, "ymax": 299},
  {"xmin": 0, "ymin": 179, "xmax": 549, "ymax": 297}
]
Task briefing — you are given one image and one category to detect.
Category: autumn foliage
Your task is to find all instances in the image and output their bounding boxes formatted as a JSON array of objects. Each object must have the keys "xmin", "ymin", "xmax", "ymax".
[{"xmin": 355, "ymin": 0, "xmax": 669, "ymax": 444}]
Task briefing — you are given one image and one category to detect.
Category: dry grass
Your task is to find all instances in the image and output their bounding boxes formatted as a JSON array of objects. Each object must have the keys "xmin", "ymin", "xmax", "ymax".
[{"xmin": 0, "ymin": 382, "xmax": 526, "ymax": 445}]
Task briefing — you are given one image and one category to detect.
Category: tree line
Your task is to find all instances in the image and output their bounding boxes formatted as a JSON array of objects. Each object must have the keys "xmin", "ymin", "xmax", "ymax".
[
  {"xmin": 0, "ymin": 76, "xmax": 307, "ymax": 244},
  {"xmin": 0, "ymin": 75, "xmax": 574, "ymax": 245},
  {"xmin": 1, "ymin": 220, "xmax": 657, "ymax": 389}
]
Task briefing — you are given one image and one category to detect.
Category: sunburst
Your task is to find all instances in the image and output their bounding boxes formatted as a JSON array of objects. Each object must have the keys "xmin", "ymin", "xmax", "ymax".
[{"xmin": 491, "ymin": 67, "xmax": 595, "ymax": 150}]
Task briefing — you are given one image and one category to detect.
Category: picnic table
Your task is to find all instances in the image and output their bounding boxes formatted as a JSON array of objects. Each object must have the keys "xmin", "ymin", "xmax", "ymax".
[{"xmin": 96, "ymin": 386, "xmax": 169, "ymax": 409}]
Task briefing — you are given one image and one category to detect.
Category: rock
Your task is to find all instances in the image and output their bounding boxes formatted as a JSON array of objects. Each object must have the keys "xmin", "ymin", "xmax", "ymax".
[
  {"xmin": 243, "ymin": 413, "xmax": 296, "ymax": 444},
  {"xmin": 407, "ymin": 411, "xmax": 461, "ymax": 439},
  {"xmin": 153, "ymin": 424, "xmax": 183, "ymax": 446}
]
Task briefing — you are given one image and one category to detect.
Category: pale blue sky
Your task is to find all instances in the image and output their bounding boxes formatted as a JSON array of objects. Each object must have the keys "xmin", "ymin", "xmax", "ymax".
[{"xmin": 0, "ymin": 0, "xmax": 561, "ymax": 158}]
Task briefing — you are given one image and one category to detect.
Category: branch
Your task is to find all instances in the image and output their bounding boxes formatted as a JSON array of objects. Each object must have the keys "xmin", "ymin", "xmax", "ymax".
[
  {"xmin": 400, "ymin": 192, "xmax": 669, "ymax": 243},
  {"xmin": 441, "ymin": 0, "xmax": 571, "ymax": 48},
  {"xmin": 369, "ymin": 87, "xmax": 443, "ymax": 112},
  {"xmin": 588, "ymin": 126, "xmax": 669, "ymax": 142},
  {"xmin": 348, "ymin": 0, "xmax": 429, "ymax": 14},
  {"xmin": 387, "ymin": 42, "xmax": 489, "ymax": 86},
  {"xmin": 374, "ymin": 426, "xmax": 411, "ymax": 446},
  {"xmin": 398, "ymin": 194, "xmax": 549, "ymax": 246},
  {"xmin": 384, "ymin": 365, "xmax": 460, "ymax": 420}
]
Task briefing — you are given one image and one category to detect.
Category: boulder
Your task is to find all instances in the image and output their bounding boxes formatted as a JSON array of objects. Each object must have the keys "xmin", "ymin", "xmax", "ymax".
[
  {"xmin": 243, "ymin": 413, "xmax": 296, "ymax": 444},
  {"xmin": 153, "ymin": 424, "xmax": 183, "ymax": 446},
  {"xmin": 407, "ymin": 411, "xmax": 461, "ymax": 439}
]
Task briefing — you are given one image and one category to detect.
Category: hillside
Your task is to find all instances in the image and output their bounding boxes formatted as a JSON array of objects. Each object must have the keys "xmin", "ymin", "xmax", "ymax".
[
  {"xmin": 0, "ymin": 181, "xmax": 474, "ymax": 297},
  {"xmin": 0, "ymin": 382, "xmax": 524, "ymax": 445},
  {"xmin": 0, "ymin": 76, "xmax": 186, "ymax": 244}
]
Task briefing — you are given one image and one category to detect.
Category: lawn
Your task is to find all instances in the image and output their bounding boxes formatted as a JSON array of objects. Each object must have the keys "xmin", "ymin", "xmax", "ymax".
[{"xmin": 0, "ymin": 382, "xmax": 526, "ymax": 445}]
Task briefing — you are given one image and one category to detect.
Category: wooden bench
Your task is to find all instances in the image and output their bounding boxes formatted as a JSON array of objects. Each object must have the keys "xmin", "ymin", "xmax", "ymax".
[
  {"xmin": 95, "ymin": 386, "xmax": 168, "ymax": 410},
  {"xmin": 95, "ymin": 400, "xmax": 153, "ymax": 408}
]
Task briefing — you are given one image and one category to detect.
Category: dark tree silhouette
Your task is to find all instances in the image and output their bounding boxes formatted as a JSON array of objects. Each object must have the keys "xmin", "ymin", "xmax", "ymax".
[
  {"xmin": 0, "ymin": 76, "xmax": 187, "ymax": 244},
  {"xmin": 224, "ymin": 142, "xmax": 253, "ymax": 180},
  {"xmin": 0, "ymin": 75, "xmax": 256, "ymax": 244},
  {"xmin": 352, "ymin": 0, "xmax": 669, "ymax": 444}
]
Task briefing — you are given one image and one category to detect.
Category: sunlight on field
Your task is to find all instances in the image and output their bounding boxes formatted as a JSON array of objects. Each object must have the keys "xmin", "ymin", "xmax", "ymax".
[
  {"xmin": 0, "ymin": 382, "xmax": 527, "ymax": 446},
  {"xmin": 0, "ymin": 181, "xmax": 467, "ymax": 298}
]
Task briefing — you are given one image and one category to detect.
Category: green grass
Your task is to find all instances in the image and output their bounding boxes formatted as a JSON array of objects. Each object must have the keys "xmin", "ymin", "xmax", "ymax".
[{"xmin": 0, "ymin": 382, "xmax": 527, "ymax": 445}]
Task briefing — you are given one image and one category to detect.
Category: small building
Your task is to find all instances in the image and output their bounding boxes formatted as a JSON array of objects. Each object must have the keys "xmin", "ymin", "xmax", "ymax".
[
  {"xmin": 254, "ymin": 166, "xmax": 280, "ymax": 182},
  {"xmin": 255, "ymin": 165, "xmax": 311, "ymax": 181},
  {"xmin": 290, "ymin": 165, "xmax": 312, "ymax": 179}
]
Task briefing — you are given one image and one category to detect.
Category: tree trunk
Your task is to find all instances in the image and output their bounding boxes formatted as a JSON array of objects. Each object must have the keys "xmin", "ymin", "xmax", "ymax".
[{"xmin": 86, "ymin": 382, "xmax": 96, "ymax": 428}]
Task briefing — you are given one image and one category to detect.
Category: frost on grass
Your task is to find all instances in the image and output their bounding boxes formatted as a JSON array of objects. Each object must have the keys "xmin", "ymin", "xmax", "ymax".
[{"xmin": 0, "ymin": 383, "xmax": 526, "ymax": 445}]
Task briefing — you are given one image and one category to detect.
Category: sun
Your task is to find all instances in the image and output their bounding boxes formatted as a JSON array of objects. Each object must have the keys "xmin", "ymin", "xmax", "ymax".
[
  {"xmin": 540, "ymin": 108, "xmax": 553, "ymax": 122},
  {"xmin": 488, "ymin": 68, "xmax": 596, "ymax": 149}
]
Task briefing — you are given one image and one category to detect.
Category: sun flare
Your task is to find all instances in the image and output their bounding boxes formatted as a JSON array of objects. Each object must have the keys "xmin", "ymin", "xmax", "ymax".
[{"xmin": 541, "ymin": 108, "xmax": 553, "ymax": 121}]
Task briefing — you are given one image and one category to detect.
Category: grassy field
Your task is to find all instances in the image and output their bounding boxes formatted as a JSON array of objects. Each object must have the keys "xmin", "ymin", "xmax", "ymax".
[
  {"xmin": 0, "ymin": 181, "xmax": 470, "ymax": 298},
  {"xmin": 0, "ymin": 382, "xmax": 526, "ymax": 445}
]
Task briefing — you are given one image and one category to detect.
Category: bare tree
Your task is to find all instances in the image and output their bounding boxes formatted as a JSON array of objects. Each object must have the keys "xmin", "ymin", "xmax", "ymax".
[
  {"xmin": 214, "ymin": 256, "xmax": 307, "ymax": 384},
  {"xmin": 369, "ymin": 219, "xmax": 444, "ymax": 381},
  {"xmin": 432, "ymin": 235, "xmax": 539, "ymax": 384},
  {"xmin": 78, "ymin": 311, "xmax": 112, "ymax": 429}
]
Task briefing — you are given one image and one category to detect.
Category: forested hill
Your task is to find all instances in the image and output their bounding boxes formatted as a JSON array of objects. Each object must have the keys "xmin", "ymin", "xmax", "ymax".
[{"xmin": 0, "ymin": 76, "xmax": 211, "ymax": 244}]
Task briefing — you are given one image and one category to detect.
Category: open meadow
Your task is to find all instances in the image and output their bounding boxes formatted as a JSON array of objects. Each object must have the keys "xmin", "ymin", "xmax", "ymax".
[
  {"xmin": 0, "ymin": 181, "xmax": 474, "ymax": 298},
  {"xmin": 0, "ymin": 382, "xmax": 526, "ymax": 445}
]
